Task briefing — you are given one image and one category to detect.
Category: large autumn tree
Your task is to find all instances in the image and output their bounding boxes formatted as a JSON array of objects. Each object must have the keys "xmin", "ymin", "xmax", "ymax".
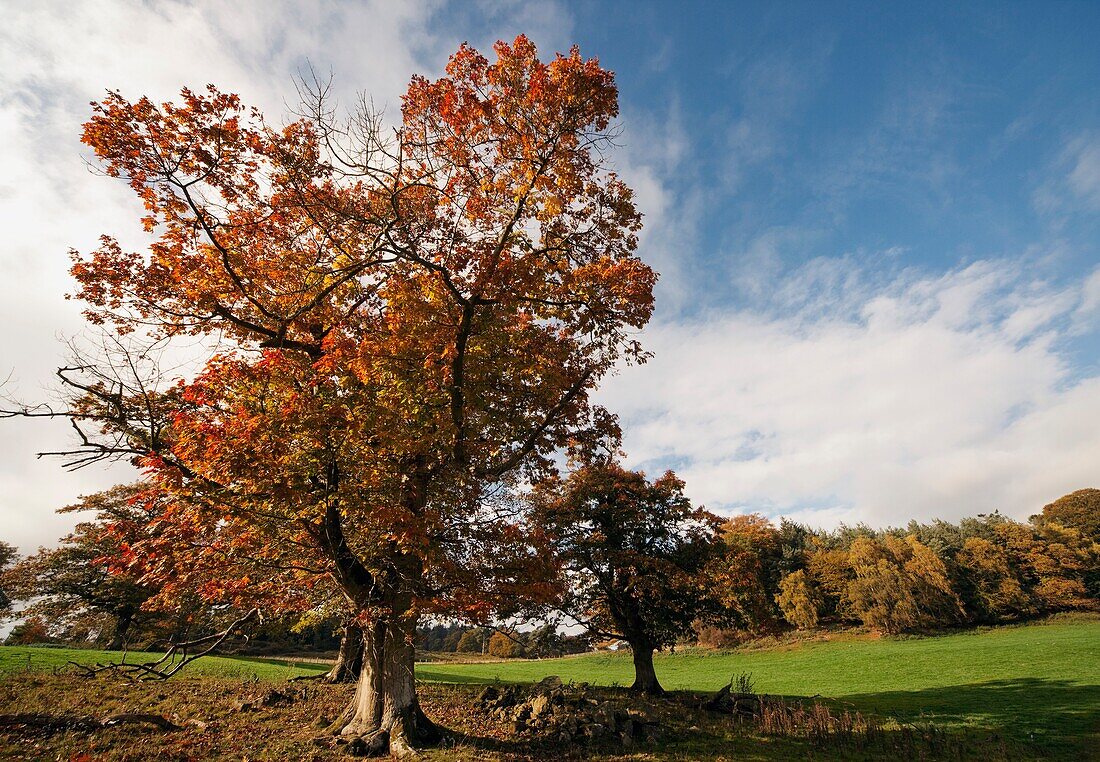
[{"xmin": 12, "ymin": 36, "xmax": 654, "ymax": 755}]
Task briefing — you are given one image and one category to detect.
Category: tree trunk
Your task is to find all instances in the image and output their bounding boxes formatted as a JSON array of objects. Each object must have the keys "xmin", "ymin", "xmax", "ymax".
[
  {"xmin": 332, "ymin": 614, "xmax": 441, "ymax": 757},
  {"xmin": 314, "ymin": 480, "xmax": 442, "ymax": 756},
  {"xmin": 324, "ymin": 619, "xmax": 364, "ymax": 683},
  {"xmin": 106, "ymin": 609, "xmax": 133, "ymax": 651},
  {"xmin": 629, "ymin": 639, "xmax": 663, "ymax": 695}
]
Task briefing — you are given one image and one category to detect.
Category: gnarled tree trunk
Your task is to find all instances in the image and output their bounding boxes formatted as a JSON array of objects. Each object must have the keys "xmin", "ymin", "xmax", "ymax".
[
  {"xmin": 324, "ymin": 619, "xmax": 364, "ymax": 683},
  {"xmin": 629, "ymin": 637, "xmax": 663, "ymax": 695},
  {"xmin": 332, "ymin": 614, "xmax": 441, "ymax": 757},
  {"xmin": 315, "ymin": 487, "xmax": 443, "ymax": 757},
  {"xmin": 106, "ymin": 608, "xmax": 134, "ymax": 651}
]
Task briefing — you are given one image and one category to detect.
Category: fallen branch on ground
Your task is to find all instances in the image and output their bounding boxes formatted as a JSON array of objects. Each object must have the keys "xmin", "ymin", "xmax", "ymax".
[{"xmin": 68, "ymin": 608, "xmax": 260, "ymax": 681}]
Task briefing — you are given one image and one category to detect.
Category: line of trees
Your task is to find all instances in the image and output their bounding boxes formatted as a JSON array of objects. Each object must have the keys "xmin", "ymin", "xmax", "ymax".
[
  {"xmin": 707, "ymin": 488, "xmax": 1100, "ymax": 640},
  {"xmin": 416, "ymin": 623, "xmax": 590, "ymax": 658}
]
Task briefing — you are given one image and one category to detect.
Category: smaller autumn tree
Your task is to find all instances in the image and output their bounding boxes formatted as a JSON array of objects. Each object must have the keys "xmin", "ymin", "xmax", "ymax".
[
  {"xmin": 846, "ymin": 535, "xmax": 964, "ymax": 634},
  {"xmin": 995, "ymin": 520, "xmax": 1095, "ymax": 610},
  {"xmin": 802, "ymin": 544, "xmax": 856, "ymax": 623},
  {"xmin": 487, "ymin": 630, "xmax": 525, "ymax": 658},
  {"xmin": 456, "ymin": 628, "xmax": 487, "ymax": 654},
  {"xmin": 954, "ymin": 536, "xmax": 1031, "ymax": 621},
  {"xmin": 530, "ymin": 459, "xmax": 722, "ymax": 694},
  {"xmin": 3, "ymin": 486, "xmax": 158, "ymax": 649},
  {"xmin": 4, "ymin": 616, "xmax": 52, "ymax": 645},
  {"xmin": 710, "ymin": 514, "xmax": 786, "ymax": 632}
]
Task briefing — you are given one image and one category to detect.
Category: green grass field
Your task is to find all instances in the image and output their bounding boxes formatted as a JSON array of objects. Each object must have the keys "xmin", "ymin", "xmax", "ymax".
[
  {"xmin": 417, "ymin": 617, "xmax": 1100, "ymax": 754},
  {"xmin": 2, "ymin": 616, "xmax": 1098, "ymax": 756}
]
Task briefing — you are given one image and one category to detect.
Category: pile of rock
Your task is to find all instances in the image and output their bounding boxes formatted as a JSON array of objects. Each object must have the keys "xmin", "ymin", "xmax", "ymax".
[
  {"xmin": 703, "ymin": 683, "xmax": 761, "ymax": 718},
  {"xmin": 477, "ymin": 676, "xmax": 665, "ymax": 748}
]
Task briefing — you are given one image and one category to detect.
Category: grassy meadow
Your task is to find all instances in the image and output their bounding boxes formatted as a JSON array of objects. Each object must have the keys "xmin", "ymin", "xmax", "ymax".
[
  {"xmin": 0, "ymin": 645, "xmax": 328, "ymax": 681},
  {"xmin": 1, "ymin": 615, "xmax": 1097, "ymax": 759}
]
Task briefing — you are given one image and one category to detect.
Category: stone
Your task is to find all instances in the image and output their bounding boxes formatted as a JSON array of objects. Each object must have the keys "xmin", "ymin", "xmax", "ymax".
[
  {"xmin": 586, "ymin": 723, "xmax": 609, "ymax": 741},
  {"xmin": 529, "ymin": 694, "xmax": 551, "ymax": 719},
  {"xmin": 259, "ymin": 689, "xmax": 290, "ymax": 707},
  {"xmin": 593, "ymin": 705, "xmax": 617, "ymax": 730},
  {"xmin": 535, "ymin": 675, "xmax": 563, "ymax": 691}
]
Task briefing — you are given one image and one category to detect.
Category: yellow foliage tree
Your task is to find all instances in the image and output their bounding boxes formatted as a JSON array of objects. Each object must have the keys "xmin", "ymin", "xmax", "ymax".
[
  {"xmin": 487, "ymin": 630, "xmax": 524, "ymax": 659},
  {"xmin": 846, "ymin": 535, "xmax": 963, "ymax": 634},
  {"xmin": 955, "ymin": 537, "xmax": 1032, "ymax": 620},
  {"xmin": 776, "ymin": 570, "xmax": 821, "ymax": 629}
]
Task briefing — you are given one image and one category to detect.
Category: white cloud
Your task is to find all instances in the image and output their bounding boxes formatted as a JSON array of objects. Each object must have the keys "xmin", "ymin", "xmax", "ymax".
[
  {"xmin": 599, "ymin": 259, "xmax": 1100, "ymax": 529},
  {"xmin": 614, "ymin": 97, "xmax": 698, "ymax": 312},
  {"xmin": 1076, "ymin": 267, "xmax": 1100, "ymax": 326}
]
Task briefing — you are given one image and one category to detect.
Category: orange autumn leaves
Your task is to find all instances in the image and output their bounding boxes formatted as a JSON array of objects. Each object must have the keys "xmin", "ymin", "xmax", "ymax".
[{"xmin": 64, "ymin": 36, "xmax": 655, "ymax": 625}]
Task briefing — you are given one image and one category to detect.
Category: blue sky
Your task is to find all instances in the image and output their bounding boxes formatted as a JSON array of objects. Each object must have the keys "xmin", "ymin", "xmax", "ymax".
[
  {"xmin": 2, "ymin": 1, "xmax": 1099, "ymax": 549},
  {"xmin": 570, "ymin": 1, "xmax": 1100, "ymax": 318}
]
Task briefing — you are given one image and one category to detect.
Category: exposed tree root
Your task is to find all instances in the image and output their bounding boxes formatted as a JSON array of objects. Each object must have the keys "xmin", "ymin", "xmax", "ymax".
[{"xmin": 317, "ymin": 703, "xmax": 444, "ymax": 758}]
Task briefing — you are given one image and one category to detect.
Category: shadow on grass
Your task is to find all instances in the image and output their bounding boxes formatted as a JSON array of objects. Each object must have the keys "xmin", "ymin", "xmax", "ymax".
[
  {"xmin": 418, "ymin": 666, "xmax": 509, "ymax": 684},
  {"xmin": 224, "ymin": 655, "xmax": 329, "ymax": 671},
  {"xmin": 841, "ymin": 678, "xmax": 1100, "ymax": 752}
]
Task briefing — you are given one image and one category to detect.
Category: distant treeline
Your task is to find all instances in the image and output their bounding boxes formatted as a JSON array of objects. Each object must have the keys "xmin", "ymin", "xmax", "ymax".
[
  {"xmin": 417, "ymin": 623, "xmax": 592, "ymax": 658},
  {"xmin": 705, "ymin": 489, "xmax": 1098, "ymax": 642}
]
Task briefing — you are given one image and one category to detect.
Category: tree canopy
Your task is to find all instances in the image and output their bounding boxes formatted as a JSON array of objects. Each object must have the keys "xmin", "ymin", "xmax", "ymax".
[{"xmin": 12, "ymin": 35, "xmax": 655, "ymax": 754}]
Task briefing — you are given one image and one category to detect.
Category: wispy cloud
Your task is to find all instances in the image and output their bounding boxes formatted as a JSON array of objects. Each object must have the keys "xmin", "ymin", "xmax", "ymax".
[
  {"xmin": 1034, "ymin": 131, "xmax": 1100, "ymax": 218},
  {"xmin": 1066, "ymin": 133, "xmax": 1100, "ymax": 210}
]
